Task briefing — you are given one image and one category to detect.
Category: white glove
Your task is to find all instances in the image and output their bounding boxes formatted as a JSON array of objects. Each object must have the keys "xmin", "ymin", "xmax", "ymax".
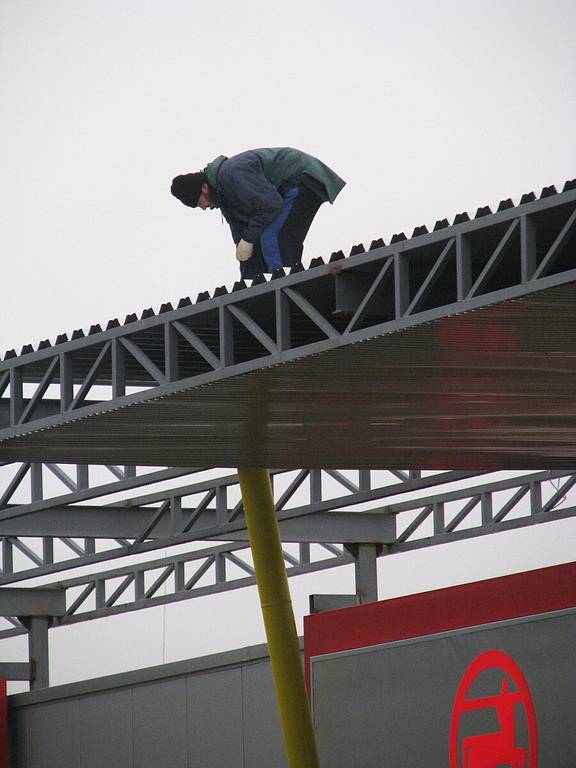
[{"xmin": 236, "ymin": 239, "xmax": 254, "ymax": 262}]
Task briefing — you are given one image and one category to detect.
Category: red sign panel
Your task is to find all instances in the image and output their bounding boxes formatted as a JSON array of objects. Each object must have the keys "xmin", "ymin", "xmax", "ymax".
[{"xmin": 449, "ymin": 650, "xmax": 538, "ymax": 768}]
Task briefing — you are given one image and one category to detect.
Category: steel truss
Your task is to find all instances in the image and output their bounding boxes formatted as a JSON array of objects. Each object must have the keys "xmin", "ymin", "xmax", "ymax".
[
  {"xmin": 0, "ymin": 466, "xmax": 462, "ymax": 582},
  {"xmin": 0, "ymin": 465, "xmax": 574, "ymax": 639},
  {"xmin": 0, "ymin": 185, "xmax": 575, "ymax": 460},
  {"xmin": 1, "ymin": 181, "xmax": 575, "ymax": 690}
]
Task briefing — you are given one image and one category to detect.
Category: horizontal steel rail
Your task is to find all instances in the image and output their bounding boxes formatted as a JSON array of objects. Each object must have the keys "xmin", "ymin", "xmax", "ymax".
[{"xmin": 1, "ymin": 186, "xmax": 575, "ymax": 446}]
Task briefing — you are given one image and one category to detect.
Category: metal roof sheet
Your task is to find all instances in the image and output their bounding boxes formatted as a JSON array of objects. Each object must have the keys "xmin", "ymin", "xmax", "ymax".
[
  {"xmin": 2, "ymin": 281, "xmax": 576, "ymax": 469},
  {"xmin": 1, "ymin": 181, "xmax": 575, "ymax": 469}
]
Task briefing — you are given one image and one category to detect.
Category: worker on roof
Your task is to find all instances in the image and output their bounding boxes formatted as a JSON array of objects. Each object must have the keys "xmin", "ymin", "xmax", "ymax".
[{"xmin": 171, "ymin": 147, "xmax": 346, "ymax": 280}]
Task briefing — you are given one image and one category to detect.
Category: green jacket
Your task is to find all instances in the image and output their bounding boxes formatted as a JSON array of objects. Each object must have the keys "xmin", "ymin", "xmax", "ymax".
[{"xmin": 204, "ymin": 147, "xmax": 345, "ymax": 244}]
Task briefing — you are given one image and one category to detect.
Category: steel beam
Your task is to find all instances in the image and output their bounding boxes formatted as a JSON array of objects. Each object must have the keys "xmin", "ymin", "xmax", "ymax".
[
  {"xmin": 309, "ymin": 594, "xmax": 357, "ymax": 613},
  {"xmin": 0, "ymin": 505, "xmax": 397, "ymax": 542},
  {"xmin": 0, "ymin": 587, "xmax": 65, "ymax": 617},
  {"xmin": 0, "ymin": 662, "xmax": 30, "ymax": 681}
]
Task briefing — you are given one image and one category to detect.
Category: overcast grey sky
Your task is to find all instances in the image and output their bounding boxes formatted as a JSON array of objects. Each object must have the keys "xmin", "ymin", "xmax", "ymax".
[{"xmin": 1, "ymin": 1, "xmax": 575, "ymax": 690}]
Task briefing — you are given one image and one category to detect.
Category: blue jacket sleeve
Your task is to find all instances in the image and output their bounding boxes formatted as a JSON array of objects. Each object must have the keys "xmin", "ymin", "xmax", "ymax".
[{"xmin": 218, "ymin": 153, "xmax": 284, "ymax": 244}]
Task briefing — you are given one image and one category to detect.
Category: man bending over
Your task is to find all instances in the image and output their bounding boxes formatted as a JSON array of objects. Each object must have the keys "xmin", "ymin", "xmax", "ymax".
[{"xmin": 171, "ymin": 147, "xmax": 345, "ymax": 279}]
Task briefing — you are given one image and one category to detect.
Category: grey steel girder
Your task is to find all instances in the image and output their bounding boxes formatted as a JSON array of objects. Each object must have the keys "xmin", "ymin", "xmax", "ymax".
[
  {"xmin": 0, "ymin": 467, "xmax": 574, "ymax": 637},
  {"xmin": 0, "ymin": 587, "xmax": 65, "ymax": 617},
  {"xmin": 0, "ymin": 468, "xmax": 472, "ymax": 584},
  {"xmin": 0, "ymin": 186, "xmax": 575, "ymax": 468},
  {"xmin": 0, "ymin": 662, "xmax": 30, "ymax": 680},
  {"xmin": 0, "ymin": 461, "xmax": 202, "ymax": 511},
  {"xmin": 0, "ymin": 468, "xmax": 573, "ymax": 594},
  {"xmin": 0, "ymin": 504, "xmax": 398, "ymax": 543},
  {"xmin": 0, "ymin": 542, "xmax": 353, "ymax": 640}
]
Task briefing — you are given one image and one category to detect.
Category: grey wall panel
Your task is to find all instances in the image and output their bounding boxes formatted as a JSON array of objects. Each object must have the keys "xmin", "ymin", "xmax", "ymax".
[
  {"xmin": 8, "ymin": 708, "xmax": 28, "ymax": 768},
  {"xmin": 187, "ymin": 668, "xmax": 243, "ymax": 768},
  {"xmin": 132, "ymin": 678, "xmax": 188, "ymax": 768},
  {"xmin": 242, "ymin": 661, "xmax": 287, "ymax": 768},
  {"xmin": 312, "ymin": 610, "xmax": 576, "ymax": 767},
  {"xmin": 8, "ymin": 645, "xmax": 287, "ymax": 768},
  {"xmin": 79, "ymin": 689, "xmax": 132, "ymax": 768},
  {"xmin": 28, "ymin": 700, "xmax": 80, "ymax": 768}
]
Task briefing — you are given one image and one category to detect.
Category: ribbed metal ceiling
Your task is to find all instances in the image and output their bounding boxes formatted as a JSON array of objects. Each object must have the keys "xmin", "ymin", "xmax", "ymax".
[{"xmin": 2, "ymin": 282, "xmax": 576, "ymax": 469}]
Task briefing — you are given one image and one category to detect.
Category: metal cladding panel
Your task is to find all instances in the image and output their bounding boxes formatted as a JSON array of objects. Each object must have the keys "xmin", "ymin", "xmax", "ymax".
[
  {"xmin": 7, "ymin": 708, "xmax": 27, "ymax": 768},
  {"xmin": 311, "ymin": 611, "xmax": 576, "ymax": 766},
  {"xmin": 27, "ymin": 699, "xmax": 81, "ymax": 768},
  {"xmin": 187, "ymin": 668, "xmax": 244, "ymax": 767},
  {"xmin": 8, "ymin": 647, "xmax": 286, "ymax": 768},
  {"xmin": 3, "ymin": 282, "xmax": 576, "ymax": 468},
  {"xmin": 79, "ymin": 689, "xmax": 133, "ymax": 768},
  {"xmin": 242, "ymin": 661, "xmax": 287, "ymax": 768},
  {"xmin": 132, "ymin": 679, "xmax": 188, "ymax": 768}
]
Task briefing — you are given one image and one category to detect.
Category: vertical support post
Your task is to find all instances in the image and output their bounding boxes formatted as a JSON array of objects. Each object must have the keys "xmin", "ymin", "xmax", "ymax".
[
  {"xmin": 394, "ymin": 253, "xmax": 410, "ymax": 318},
  {"xmin": 175, "ymin": 561, "xmax": 185, "ymax": 591},
  {"xmin": 238, "ymin": 468, "xmax": 319, "ymax": 768},
  {"xmin": 76, "ymin": 464, "xmax": 89, "ymax": 490},
  {"xmin": 79, "ymin": 464, "xmax": 92, "ymax": 555},
  {"xmin": 28, "ymin": 617, "xmax": 50, "ymax": 690},
  {"xmin": 481, "ymin": 492, "xmax": 493, "ymax": 526},
  {"xmin": 433, "ymin": 502, "xmax": 445, "ymax": 534},
  {"xmin": 164, "ymin": 323, "xmax": 179, "ymax": 383},
  {"xmin": 520, "ymin": 215, "xmax": 537, "ymax": 282},
  {"xmin": 31, "ymin": 464, "xmax": 53, "ymax": 564},
  {"xmin": 276, "ymin": 289, "xmax": 291, "ymax": 351},
  {"xmin": 42, "ymin": 538, "xmax": 54, "ymax": 566},
  {"xmin": 1, "ymin": 540, "xmax": 13, "ymax": 577},
  {"xmin": 59, "ymin": 353, "xmax": 73, "ymax": 414},
  {"xmin": 353, "ymin": 544, "xmax": 378, "ymax": 604},
  {"xmin": 359, "ymin": 469, "xmax": 371, "ymax": 491},
  {"xmin": 112, "ymin": 338, "xmax": 126, "ymax": 399},
  {"xmin": 135, "ymin": 571, "xmax": 145, "ymax": 600},
  {"xmin": 170, "ymin": 496, "xmax": 184, "ymax": 534},
  {"xmin": 456, "ymin": 234, "xmax": 472, "ymax": 300},
  {"xmin": 215, "ymin": 485, "xmax": 228, "ymax": 525},
  {"xmin": 9, "ymin": 368, "xmax": 23, "ymax": 427},
  {"xmin": 301, "ymin": 470, "xmax": 322, "ymax": 565},
  {"xmin": 30, "ymin": 463, "xmax": 43, "ymax": 501},
  {"xmin": 530, "ymin": 481, "xmax": 543, "ymax": 515},
  {"xmin": 219, "ymin": 306, "xmax": 234, "ymax": 367},
  {"xmin": 95, "ymin": 580, "xmax": 106, "ymax": 609},
  {"xmin": 215, "ymin": 552, "xmax": 226, "ymax": 583}
]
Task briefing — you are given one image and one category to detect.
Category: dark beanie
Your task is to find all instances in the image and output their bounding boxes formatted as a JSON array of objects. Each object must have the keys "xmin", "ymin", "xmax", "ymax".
[{"xmin": 171, "ymin": 172, "xmax": 207, "ymax": 207}]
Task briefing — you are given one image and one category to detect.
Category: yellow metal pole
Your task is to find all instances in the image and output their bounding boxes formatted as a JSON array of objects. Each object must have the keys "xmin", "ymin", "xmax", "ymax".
[{"xmin": 238, "ymin": 467, "xmax": 320, "ymax": 768}]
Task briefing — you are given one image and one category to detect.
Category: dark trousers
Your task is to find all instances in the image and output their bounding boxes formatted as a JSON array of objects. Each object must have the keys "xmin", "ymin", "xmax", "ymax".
[{"xmin": 240, "ymin": 184, "xmax": 324, "ymax": 279}]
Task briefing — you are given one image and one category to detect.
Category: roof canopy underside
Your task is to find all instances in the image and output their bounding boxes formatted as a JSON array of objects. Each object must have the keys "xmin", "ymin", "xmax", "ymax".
[{"xmin": 1, "ymin": 282, "xmax": 576, "ymax": 470}]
